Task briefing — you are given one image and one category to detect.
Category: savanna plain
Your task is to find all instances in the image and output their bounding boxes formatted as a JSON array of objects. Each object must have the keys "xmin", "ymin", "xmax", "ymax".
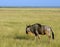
[{"xmin": 0, "ymin": 8, "xmax": 60, "ymax": 47}]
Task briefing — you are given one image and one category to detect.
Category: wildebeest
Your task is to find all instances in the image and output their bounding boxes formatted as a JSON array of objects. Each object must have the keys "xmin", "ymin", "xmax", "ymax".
[{"xmin": 26, "ymin": 23, "xmax": 54, "ymax": 42}]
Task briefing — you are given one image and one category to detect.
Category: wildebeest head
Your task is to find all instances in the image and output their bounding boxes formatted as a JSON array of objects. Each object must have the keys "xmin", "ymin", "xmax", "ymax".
[{"xmin": 26, "ymin": 25, "xmax": 31, "ymax": 34}]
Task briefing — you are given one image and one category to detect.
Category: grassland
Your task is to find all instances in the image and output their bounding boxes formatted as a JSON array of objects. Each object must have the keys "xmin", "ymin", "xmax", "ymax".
[{"xmin": 0, "ymin": 8, "xmax": 60, "ymax": 47}]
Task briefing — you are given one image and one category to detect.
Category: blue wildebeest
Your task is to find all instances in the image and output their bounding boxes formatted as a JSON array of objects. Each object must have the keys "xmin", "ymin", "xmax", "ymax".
[{"xmin": 26, "ymin": 23, "xmax": 54, "ymax": 42}]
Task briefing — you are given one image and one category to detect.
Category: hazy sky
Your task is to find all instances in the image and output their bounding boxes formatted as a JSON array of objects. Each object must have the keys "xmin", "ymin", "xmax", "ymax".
[{"xmin": 0, "ymin": 0, "xmax": 60, "ymax": 6}]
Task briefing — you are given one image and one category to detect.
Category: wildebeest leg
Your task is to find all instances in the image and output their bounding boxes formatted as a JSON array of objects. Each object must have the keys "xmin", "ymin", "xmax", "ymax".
[
  {"xmin": 34, "ymin": 35, "xmax": 40, "ymax": 41},
  {"xmin": 46, "ymin": 31, "xmax": 51, "ymax": 43},
  {"xmin": 37, "ymin": 35, "xmax": 40, "ymax": 39},
  {"xmin": 34, "ymin": 30, "xmax": 40, "ymax": 39}
]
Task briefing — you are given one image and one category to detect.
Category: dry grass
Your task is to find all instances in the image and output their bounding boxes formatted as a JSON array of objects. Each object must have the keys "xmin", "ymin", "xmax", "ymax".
[{"xmin": 0, "ymin": 8, "xmax": 60, "ymax": 47}]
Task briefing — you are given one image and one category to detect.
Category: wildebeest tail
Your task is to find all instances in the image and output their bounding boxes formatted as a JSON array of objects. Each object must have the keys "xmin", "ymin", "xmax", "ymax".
[
  {"xmin": 51, "ymin": 29, "xmax": 54, "ymax": 39},
  {"xmin": 52, "ymin": 31, "xmax": 54, "ymax": 39}
]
